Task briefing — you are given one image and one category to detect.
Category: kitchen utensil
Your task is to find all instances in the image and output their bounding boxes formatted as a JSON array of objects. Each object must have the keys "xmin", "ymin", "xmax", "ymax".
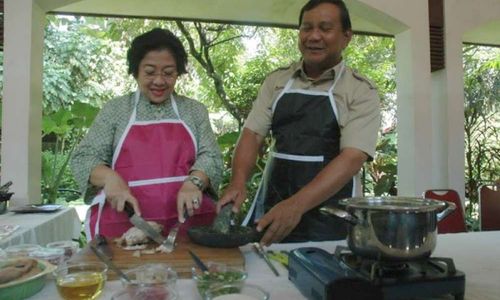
[
  {"xmin": 252, "ymin": 243, "xmax": 279, "ymax": 276},
  {"xmin": 54, "ymin": 262, "xmax": 107, "ymax": 300},
  {"xmin": 46, "ymin": 241, "xmax": 79, "ymax": 262},
  {"xmin": 204, "ymin": 283, "xmax": 269, "ymax": 300},
  {"xmin": 162, "ymin": 210, "xmax": 189, "ymax": 253},
  {"xmin": 191, "ymin": 262, "xmax": 247, "ymax": 297},
  {"xmin": 123, "ymin": 203, "xmax": 167, "ymax": 246},
  {"xmin": 120, "ymin": 263, "xmax": 178, "ymax": 290},
  {"xmin": 91, "ymin": 234, "xmax": 113, "ymax": 259},
  {"xmin": 320, "ymin": 196, "xmax": 456, "ymax": 261},
  {"xmin": 90, "ymin": 242, "xmax": 130, "ymax": 282},
  {"xmin": 0, "ymin": 181, "xmax": 13, "ymax": 193},
  {"xmin": 188, "ymin": 249, "xmax": 209, "ymax": 272},
  {"xmin": 188, "ymin": 225, "xmax": 262, "ymax": 248},
  {"xmin": 212, "ymin": 203, "xmax": 234, "ymax": 234},
  {"xmin": 0, "ymin": 258, "xmax": 56, "ymax": 300}
]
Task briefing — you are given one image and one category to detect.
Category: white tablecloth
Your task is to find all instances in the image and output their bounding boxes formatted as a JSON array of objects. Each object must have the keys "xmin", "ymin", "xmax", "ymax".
[
  {"xmin": 0, "ymin": 207, "xmax": 81, "ymax": 249},
  {"xmin": 27, "ymin": 231, "xmax": 500, "ymax": 300}
]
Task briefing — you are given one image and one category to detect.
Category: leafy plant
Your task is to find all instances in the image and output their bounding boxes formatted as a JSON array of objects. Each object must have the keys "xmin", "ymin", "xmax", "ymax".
[{"xmin": 41, "ymin": 102, "xmax": 99, "ymax": 203}]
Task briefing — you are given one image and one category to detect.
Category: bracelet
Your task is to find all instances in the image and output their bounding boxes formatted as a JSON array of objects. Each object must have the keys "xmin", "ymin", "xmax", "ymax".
[{"xmin": 187, "ymin": 175, "xmax": 205, "ymax": 191}]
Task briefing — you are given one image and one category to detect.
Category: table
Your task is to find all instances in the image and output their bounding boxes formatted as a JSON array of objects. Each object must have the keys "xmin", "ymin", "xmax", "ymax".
[
  {"xmin": 0, "ymin": 207, "xmax": 81, "ymax": 249},
  {"xmin": 28, "ymin": 231, "xmax": 500, "ymax": 299}
]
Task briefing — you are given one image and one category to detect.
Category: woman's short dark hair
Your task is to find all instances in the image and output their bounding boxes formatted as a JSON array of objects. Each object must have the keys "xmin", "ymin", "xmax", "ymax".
[
  {"xmin": 299, "ymin": 0, "xmax": 352, "ymax": 32},
  {"xmin": 127, "ymin": 28, "xmax": 188, "ymax": 78}
]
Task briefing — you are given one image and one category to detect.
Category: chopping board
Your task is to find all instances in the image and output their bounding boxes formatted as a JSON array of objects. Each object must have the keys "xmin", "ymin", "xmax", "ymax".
[{"xmin": 69, "ymin": 235, "xmax": 245, "ymax": 279}]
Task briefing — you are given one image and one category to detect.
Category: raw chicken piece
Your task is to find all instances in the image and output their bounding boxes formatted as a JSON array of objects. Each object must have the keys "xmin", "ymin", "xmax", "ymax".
[{"xmin": 115, "ymin": 221, "xmax": 163, "ymax": 246}]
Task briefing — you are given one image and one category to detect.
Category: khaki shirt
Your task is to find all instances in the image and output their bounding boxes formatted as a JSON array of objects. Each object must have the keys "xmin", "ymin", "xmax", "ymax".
[{"xmin": 244, "ymin": 60, "xmax": 381, "ymax": 159}]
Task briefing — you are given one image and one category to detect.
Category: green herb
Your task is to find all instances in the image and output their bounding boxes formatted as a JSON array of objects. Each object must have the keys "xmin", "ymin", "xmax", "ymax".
[{"xmin": 195, "ymin": 271, "xmax": 244, "ymax": 296}]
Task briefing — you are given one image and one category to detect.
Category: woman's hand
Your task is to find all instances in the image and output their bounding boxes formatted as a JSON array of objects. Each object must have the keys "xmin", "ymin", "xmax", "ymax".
[
  {"xmin": 177, "ymin": 180, "xmax": 203, "ymax": 222},
  {"xmin": 90, "ymin": 164, "xmax": 141, "ymax": 216},
  {"xmin": 103, "ymin": 173, "xmax": 141, "ymax": 215}
]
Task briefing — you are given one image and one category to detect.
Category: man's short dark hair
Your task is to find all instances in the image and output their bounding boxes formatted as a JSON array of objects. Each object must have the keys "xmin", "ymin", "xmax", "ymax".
[
  {"xmin": 127, "ymin": 28, "xmax": 188, "ymax": 78},
  {"xmin": 299, "ymin": 0, "xmax": 352, "ymax": 32}
]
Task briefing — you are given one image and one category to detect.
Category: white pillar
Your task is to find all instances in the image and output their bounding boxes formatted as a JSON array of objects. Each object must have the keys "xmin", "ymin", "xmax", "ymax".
[
  {"xmin": 2, "ymin": 0, "xmax": 45, "ymax": 205},
  {"xmin": 394, "ymin": 28, "xmax": 433, "ymax": 197}
]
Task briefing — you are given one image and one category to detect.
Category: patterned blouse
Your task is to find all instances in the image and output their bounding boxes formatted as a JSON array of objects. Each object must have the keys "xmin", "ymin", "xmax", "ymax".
[{"xmin": 71, "ymin": 91, "xmax": 223, "ymax": 203}]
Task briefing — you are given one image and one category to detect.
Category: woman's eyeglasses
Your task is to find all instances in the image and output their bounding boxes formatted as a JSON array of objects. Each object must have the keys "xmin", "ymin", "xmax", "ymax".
[{"xmin": 143, "ymin": 70, "xmax": 178, "ymax": 81}]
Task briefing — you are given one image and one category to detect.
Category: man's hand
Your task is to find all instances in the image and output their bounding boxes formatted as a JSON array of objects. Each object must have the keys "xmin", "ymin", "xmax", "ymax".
[
  {"xmin": 218, "ymin": 183, "xmax": 247, "ymax": 214},
  {"xmin": 256, "ymin": 198, "xmax": 304, "ymax": 246},
  {"xmin": 103, "ymin": 173, "xmax": 141, "ymax": 216}
]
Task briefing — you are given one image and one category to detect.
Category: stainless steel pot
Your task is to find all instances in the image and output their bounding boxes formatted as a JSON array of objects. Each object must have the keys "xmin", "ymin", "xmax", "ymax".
[{"xmin": 320, "ymin": 197, "xmax": 456, "ymax": 261}]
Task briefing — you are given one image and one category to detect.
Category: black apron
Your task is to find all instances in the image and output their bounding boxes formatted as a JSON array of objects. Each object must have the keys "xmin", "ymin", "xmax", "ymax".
[{"xmin": 244, "ymin": 63, "xmax": 356, "ymax": 242}]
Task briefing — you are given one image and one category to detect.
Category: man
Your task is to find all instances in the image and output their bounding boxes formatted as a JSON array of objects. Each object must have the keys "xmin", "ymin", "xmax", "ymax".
[{"xmin": 219, "ymin": 0, "xmax": 381, "ymax": 245}]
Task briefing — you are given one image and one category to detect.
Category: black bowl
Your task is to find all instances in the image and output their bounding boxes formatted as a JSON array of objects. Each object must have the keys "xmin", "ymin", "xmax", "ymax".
[{"xmin": 188, "ymin": 225, "xmax": 263, "ymax": 248}]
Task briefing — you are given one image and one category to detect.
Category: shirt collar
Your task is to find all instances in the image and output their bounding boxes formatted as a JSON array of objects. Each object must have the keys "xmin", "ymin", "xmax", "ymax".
[{"xmin": 294, "ymin": 59, "xmax": 344, "ymax": 83}]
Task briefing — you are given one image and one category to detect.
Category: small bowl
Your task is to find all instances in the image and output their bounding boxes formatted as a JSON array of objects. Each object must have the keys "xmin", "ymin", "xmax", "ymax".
[
  {"xmin": 120, "ymin": 263, "xmax": 177, "ymax": 291},
  {"xmin": 192, "ymin": 262, "xmax": 247, "ymax": 297},
  {"xmin": 204, "ymin": 283, "xmax": 269, "ymax": 300},
  {"xmin": 46, "ymin": 240, "xmax": 79, "ymax": 261},
  {"xmin": 29, "ymin": 247, "xmax": 65, "ymax": 266},
  {"xmin": 111, "ymin": 286, "xmax": 178, "ymax": 300},
  {"xmin": 54, "ymin": 262, "xmax": 107, "ymax": 300},
  {"xmin": 5, "ymin": 244, "xmax": 42, "ymax": 258}
]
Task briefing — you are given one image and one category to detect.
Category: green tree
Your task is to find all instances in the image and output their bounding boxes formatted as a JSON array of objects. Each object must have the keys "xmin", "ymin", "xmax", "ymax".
[{"xmin": 463, "ymin": 45, "xmax": 500, "ymax": 229}]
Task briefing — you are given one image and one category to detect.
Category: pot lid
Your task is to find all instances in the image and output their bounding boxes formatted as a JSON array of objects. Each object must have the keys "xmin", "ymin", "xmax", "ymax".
[{"xmin": 339, "ymin": 197, "xmax": 447, "ymax": 212}]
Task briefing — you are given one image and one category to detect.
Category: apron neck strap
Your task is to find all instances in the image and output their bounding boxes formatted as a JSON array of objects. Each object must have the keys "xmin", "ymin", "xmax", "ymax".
[{"xmin": 132, "ymin": 90, "xmax": 181, "ymax": 120}]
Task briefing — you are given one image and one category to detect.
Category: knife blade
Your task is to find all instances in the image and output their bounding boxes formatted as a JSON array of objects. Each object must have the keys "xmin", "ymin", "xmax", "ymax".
[
  {"xmin": 252, "ymin": 243, "xmax": 280, "ymax": 276},
  {"xmin": 188, "ymin": 249, "xmax": 209, "ymax": 272},
  {"xmin": 90, "ymin": 242, "xmax": 130, "ymax": 282},
  {"xmin": 124, "ymin": 202, "xmax": 166, "ymax": 245},
  {"xmin": 92, "ymin": 234, "xmax": 113, "ymax": 259}
]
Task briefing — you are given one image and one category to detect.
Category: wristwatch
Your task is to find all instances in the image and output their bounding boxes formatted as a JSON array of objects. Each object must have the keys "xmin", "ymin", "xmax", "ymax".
[{"xmin": 186, "ymin": 175, "xmax": 205, "ymax": 191}]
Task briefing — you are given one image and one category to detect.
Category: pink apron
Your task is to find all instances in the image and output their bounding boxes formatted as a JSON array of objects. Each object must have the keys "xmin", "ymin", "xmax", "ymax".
[{"xmin": 84, "ymin": 91, "xmax": 216, "ymax": 239}]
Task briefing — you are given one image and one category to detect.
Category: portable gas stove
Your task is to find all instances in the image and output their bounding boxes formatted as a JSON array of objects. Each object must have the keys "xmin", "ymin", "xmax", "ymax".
[{"xmin": 288, "ymin": 246, "xmax": 465, "ymax": 300}]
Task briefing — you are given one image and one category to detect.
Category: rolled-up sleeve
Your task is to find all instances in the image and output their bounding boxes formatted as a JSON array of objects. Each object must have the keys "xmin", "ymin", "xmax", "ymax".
[{"xmin": 189, "ymin": 103, "xmax": 223, "ymax": 196}]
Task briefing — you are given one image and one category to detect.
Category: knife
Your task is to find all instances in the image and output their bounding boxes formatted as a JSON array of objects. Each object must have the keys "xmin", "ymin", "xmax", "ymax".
[
  {"xmin": 92, "ymin": 234, "xmax": 113, "ymax": 259},
  {"xmin": 188, "ymin": 249, "xmax": 209, "ymax": 272},
  {"xmin": 124, "ymin": 202, "xmax": 166, "ymax": 246},
  {"xmin": 252, "ymin": 242, "xmax": 280, "ymax": 276},
  {"xmin": 90, "ymin": 242, "xmax": 130, "ymax": 282}
]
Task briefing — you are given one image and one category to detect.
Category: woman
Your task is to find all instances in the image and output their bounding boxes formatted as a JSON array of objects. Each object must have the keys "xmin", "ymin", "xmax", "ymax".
[{"xmin": 71, "ymin": 28, "xmax": 223, "ymax": 240}]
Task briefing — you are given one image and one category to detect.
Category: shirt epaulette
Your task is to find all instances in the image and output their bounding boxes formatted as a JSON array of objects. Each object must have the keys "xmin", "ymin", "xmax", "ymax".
[
  {"xmin": 352, "ymin": 69, "xmax": 377, "ymax": 90},
  {"xmin": 268, "ymin": 63, "xmax": 295, "ymax": 76}
]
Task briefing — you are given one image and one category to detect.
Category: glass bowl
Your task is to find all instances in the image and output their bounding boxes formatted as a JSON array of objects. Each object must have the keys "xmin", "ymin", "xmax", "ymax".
[
  {"xmin": 192, "ymin": 262, "xmax": 247, "ymax": 297},
  {"xmin": 46, "ymin": 240, "xmax": 80, "ymax": 261},
  {"xmin": 5, "ymin": 244, "xmax": 42, "ymax": 258},
  {"xmin": 54, "ymin": 262, "xmax": 107, "ymax": 300},
  {"xmin": 111, "ymin": 286, "xmax": 178, "ymax": 300},
  {"xmin": 204, "ymin": 283, "xmax": 269, "ymax": 300},
  {"xmin": 120, "ymin": 263, "xmax": 177, "ymax": 293},
  {"xmin": 29, "ymin": 247, "xmax": 65, "ymax": 266}
]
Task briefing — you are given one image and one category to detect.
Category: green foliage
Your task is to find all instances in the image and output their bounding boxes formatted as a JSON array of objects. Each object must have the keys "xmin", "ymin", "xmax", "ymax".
[
  {"xmin": 37, "ymin": 16, "xmax": 498, "ymax": 220},
  {"xmin": 463, "ymin": 46, "xmax": 500, "ymax": 227},
  {"xmin": 364, "ymin": 128, "xmax": 398, "ymax": 196},
  {"xmin": 41, "ymin": 102, "xmax": 99, "ymax": 204}
]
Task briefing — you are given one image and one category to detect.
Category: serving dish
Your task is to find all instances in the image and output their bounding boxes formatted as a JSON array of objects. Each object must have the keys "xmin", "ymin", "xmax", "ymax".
[
  {"xmin": 10, "ymin": 204, "xmax": 63, "ymax": 213},
  {"xmin": 0, "ymin": 258, "xmax": 56, "ymax": 300}
]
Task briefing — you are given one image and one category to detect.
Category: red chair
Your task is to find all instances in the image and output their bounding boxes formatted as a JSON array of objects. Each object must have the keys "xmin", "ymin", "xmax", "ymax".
[
  {"xmin": 479, "ymin": 183, "xmax": 500, "ymax": 231},
  {"xmin": 424, "ymin": 189, "xmax": 467, "ymax": 233}
]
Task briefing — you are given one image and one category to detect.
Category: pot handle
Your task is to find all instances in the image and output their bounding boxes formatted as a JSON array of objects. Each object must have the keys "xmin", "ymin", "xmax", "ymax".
[
  {"xmin": 436, "ymin": 201, "xmax": 457, "ymax": 222},
  {"xmin": 320, "ymin": 206, "xmax": 358, "ymax": 225}
]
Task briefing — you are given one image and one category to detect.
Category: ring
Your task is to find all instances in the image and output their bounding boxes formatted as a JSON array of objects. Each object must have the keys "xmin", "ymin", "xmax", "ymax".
[{"xmin": 192, "ymin": 197, "xmax": 199, "ymax": 206}]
